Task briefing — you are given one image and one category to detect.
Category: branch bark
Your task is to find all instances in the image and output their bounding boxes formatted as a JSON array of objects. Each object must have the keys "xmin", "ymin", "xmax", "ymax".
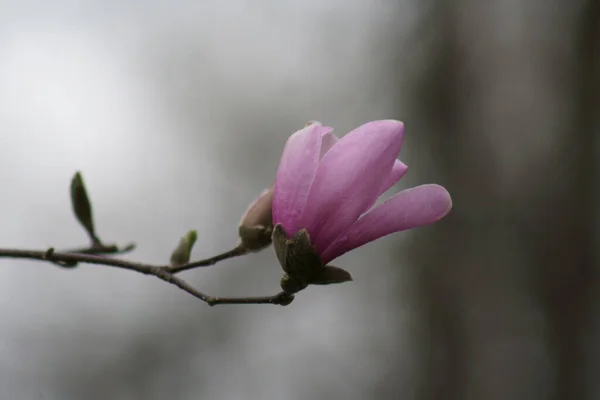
[{"xmin": 0, "ymin": 248, "xmax": 293, "ymax": 307}]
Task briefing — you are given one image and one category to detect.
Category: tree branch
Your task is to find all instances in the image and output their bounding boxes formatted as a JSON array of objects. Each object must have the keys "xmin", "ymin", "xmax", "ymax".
[
  {"xmin": 63, "ymin": 242, "xmax": 137, "ymax": 255},
  {"xmin": 49, "ymin": 242, "xmax": 136, "ymax": 268},
  {"xmin": 168, "ymin": 245, "xmax": 248, "ymax": 273},
  {"xmin": 0, "ymin": 248, "xmax": 293, "ymax": 307},
  {"xmin": 2, "ymin": 171, "xmax": 292, "ymax": 307}
]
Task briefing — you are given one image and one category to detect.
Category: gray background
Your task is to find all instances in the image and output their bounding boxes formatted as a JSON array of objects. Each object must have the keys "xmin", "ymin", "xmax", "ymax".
[{"xmin": 0, "ymin": 1, "xmax": 598, "ymax": 399}]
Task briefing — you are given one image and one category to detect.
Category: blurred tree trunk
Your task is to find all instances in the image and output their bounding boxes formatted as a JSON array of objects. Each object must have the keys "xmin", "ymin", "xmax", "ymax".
[
  {"xmin": 397, "ymin": 1, "xmax": 599, "ymax": 399},
  {"xmin": 409, "ymin": 5, "xmax": 469, "ymax": 400},
  {"xmin": 539, "ymin": 1, "xmax": 599, "ymax": 399}
]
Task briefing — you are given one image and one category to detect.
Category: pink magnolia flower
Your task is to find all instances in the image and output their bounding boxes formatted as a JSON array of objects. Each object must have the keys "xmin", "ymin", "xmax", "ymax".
[{"xmin": 272, "ymin": 120, "xmax": 452, "ymax": 266}]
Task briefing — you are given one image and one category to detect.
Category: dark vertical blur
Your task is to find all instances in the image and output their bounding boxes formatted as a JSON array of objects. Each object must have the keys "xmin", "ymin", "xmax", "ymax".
[
  {"xmin": 541, "ymin": 1, "xmax": 599, "ymax": 399},
  {"xmin": 391, "ymin": 1, "xmax": 599, "ymax": 399}
]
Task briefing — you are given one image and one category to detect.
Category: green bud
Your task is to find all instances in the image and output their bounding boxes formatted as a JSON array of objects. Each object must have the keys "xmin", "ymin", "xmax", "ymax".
[
  {"xmin": 70, "ymin": 171, "xmax": 97, "ymax": 243},
  {"xmin": 170, "ymin": 230, "xmax": 198, "ymax": 266}
]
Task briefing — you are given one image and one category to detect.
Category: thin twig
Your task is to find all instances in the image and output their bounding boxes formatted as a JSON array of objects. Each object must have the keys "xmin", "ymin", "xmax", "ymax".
[
  {"xmin": 168, "ymin": 245, "xmax": 248, "ymax": 273},
  {"xmin": 0, "ymin": 248, "xmax": 292, "ymax": 306},
  {"xmin": 207, "ymin": 291, "xmax": 293, "ymax": 306},
  {"xmin": 64, "ymin": 242, "xmax": 137, "ymax": 255},
  {"xmin": 50, "ymin": 242, "xmax": 137, "ymax": 268},
  {"xmin": 3, "ymin": 249, "xmax": 156, "ymax": 273}
]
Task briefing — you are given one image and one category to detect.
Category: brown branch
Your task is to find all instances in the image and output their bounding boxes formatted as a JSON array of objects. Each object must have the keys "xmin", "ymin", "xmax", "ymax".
[
  {"xmin": 50, "ymin": 242, "xmax": 137, "ymax": 268},
  {"xmin": 5, "ymin": 171, "xmax": 289, "ymax": 306},
  {"xmin": 0, "ymin": 248, "xmax": 293, "ymax": 307},
  {"xmin": 63, "ymin": 242, "xmax": 137, "ymax": 255},
  {"xmin": 168, "ymin": 245, "xmax": 248, "ymax": 273}
]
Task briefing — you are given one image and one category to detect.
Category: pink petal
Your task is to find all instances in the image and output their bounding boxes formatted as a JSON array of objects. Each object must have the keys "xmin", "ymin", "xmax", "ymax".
[
  {"xmin": 320, "ymin": 184, "xmax": 452, "ymax": 264},
  {"xmin": 298, "ymin": 120, "xmax": 405, "ymax": 254},
  {"xmin": 319, "ymin": 132, "xmax": 339, "ymax": 160},
  {"xmin": 364, "ymin": 160, "xmax": 408, "ymax": 211},
  {"xmin": 273, "ymin": 122, "xmax": 333, "ymax": 235},
  {"xmin": 380, "ymin": 160, "xmax": 408, "ymax": 195}
]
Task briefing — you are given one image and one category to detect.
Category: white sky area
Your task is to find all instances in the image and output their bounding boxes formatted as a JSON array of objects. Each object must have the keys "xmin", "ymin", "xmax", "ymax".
[{"xmin": 0, "ymin": 1, "xmax": 421, "ymax": 399}]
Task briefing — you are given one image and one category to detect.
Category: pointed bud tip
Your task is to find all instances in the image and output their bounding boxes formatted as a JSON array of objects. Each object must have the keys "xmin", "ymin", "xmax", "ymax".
[
  {"xmin": 185, "ymin": 230, "xmax": 198, "ymax": 245},
  {"xmin": 304, "ymin": 120, "xmax": 322, "ymax": 127}
]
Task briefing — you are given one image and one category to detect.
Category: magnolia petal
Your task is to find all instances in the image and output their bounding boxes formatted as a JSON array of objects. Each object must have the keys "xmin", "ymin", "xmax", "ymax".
[
  {"xmin": 273, "ymin": 122, "xmax": 333, "ymax": 235},
  {"xmin": 380, "ymin": 160, "xmax": 408, "ymax": 195},
  {"xmin": 320, "ymin": 184, "xmax": 452, "ymax": 264},
  {"xmin": 364, "ymin": 160, "xmax": 408, "ymax": 211},
  {"xmin": 298, "ymin": 120, "xmax": 405, "ymax": 254},
  {"xmin": 320, "ymin": 132, "xmax": 339, "ymax": 160}
]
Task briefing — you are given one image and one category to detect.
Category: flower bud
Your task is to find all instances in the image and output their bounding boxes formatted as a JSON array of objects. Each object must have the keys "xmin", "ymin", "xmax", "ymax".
[
  {"xmin": 70, "ymin": 171, "xmax": 97, "ymax": 243},
  {"xmin": 237, "ymin": 188, "xmax": 274, "ymax": 252},
  {"xmin": 170, "ymin": 230, "xmax": 198, "ymax": 266}
]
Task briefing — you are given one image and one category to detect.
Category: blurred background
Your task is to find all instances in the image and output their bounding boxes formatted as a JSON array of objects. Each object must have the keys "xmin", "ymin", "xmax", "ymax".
[{"xmin": 0, "ymin": 1, "xmax": 598, "ymax": 399}]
